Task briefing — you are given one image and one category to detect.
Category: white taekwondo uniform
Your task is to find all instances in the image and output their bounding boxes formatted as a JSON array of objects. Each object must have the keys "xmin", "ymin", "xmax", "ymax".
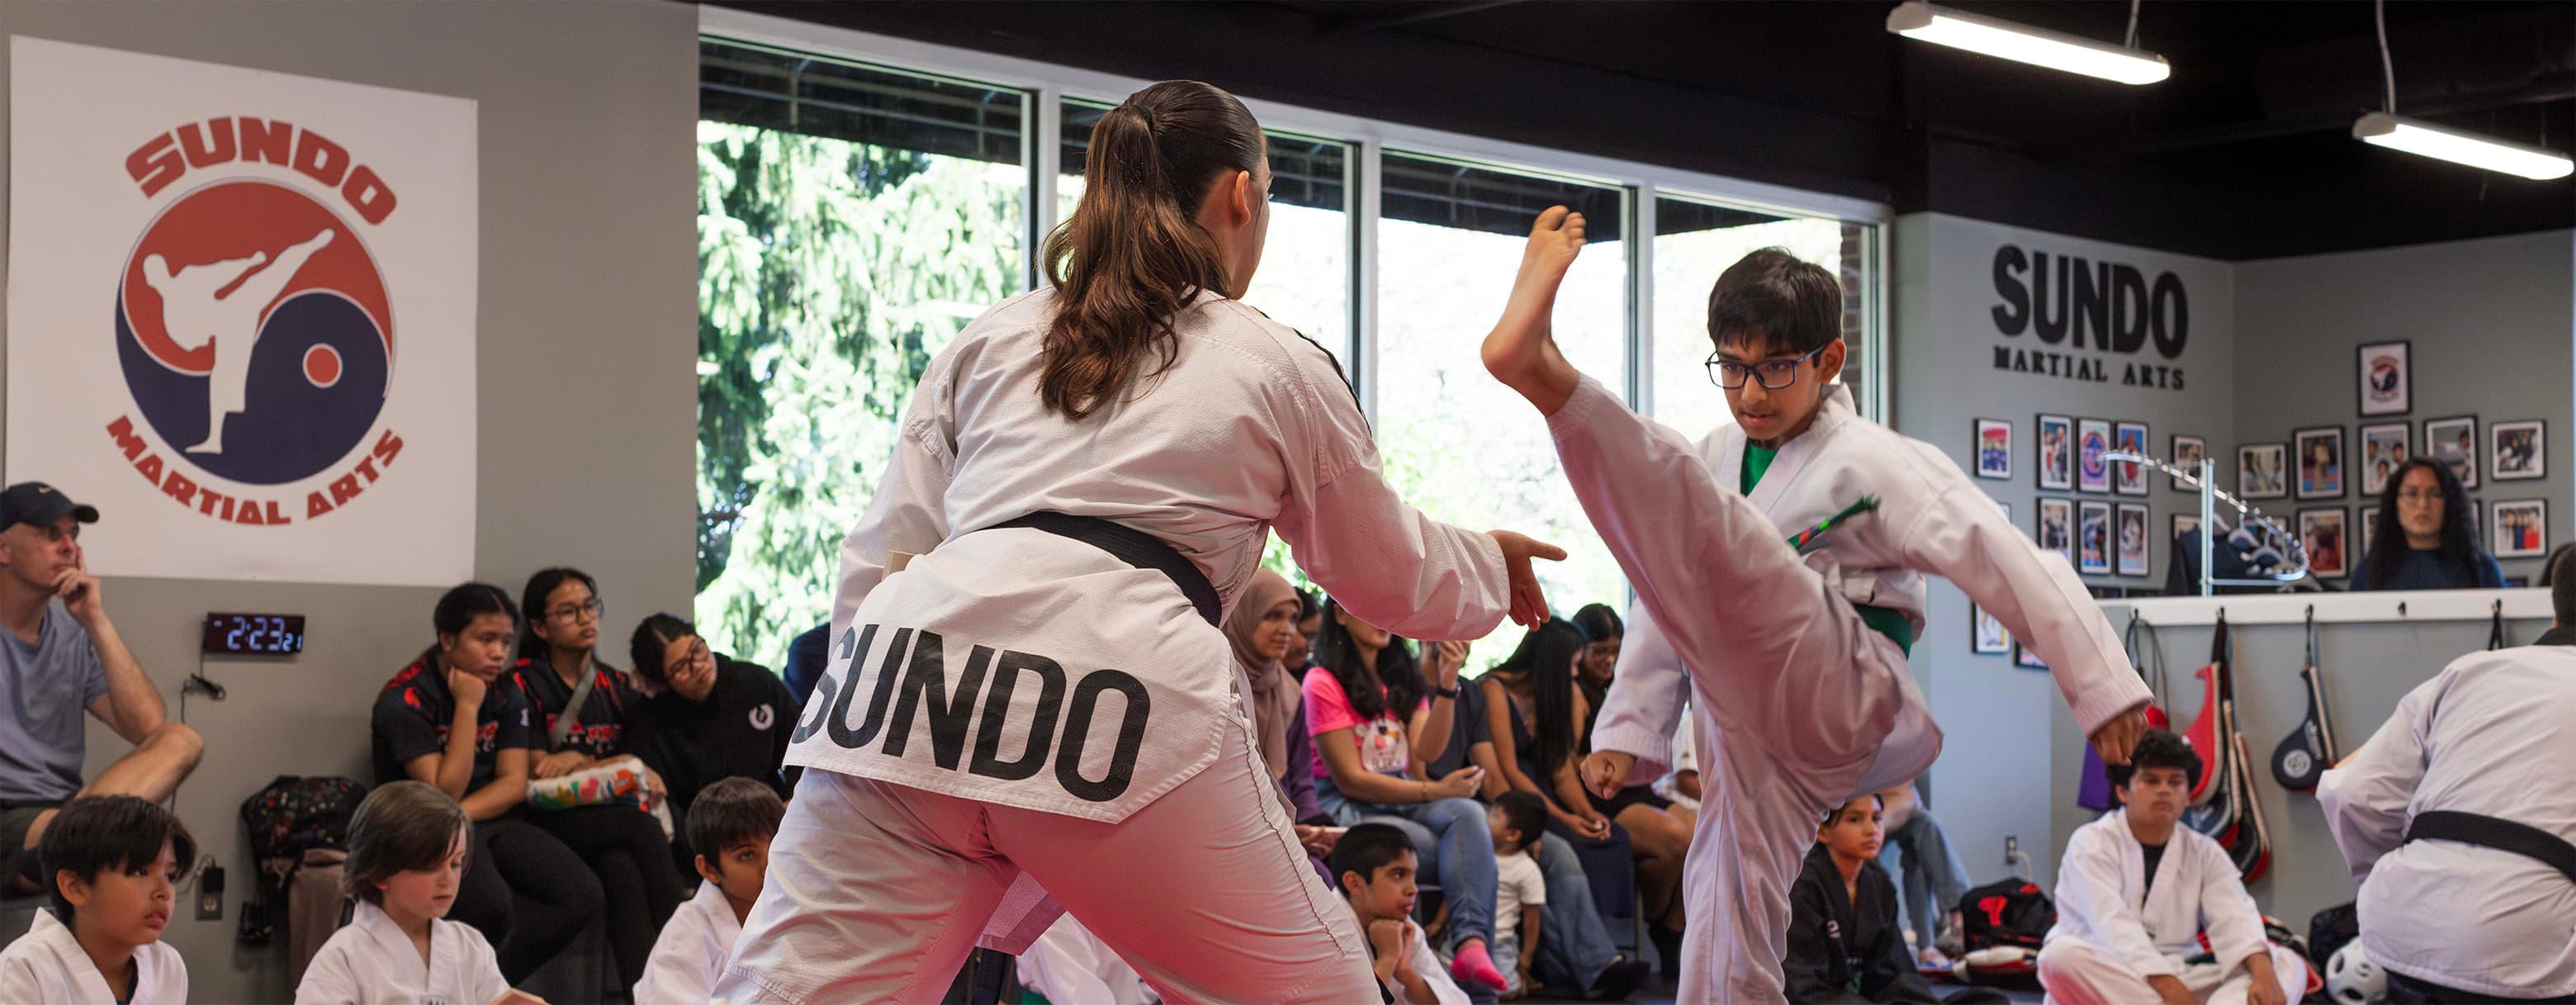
[
  {"xmin": 2039, "ymin": 809, "xmax": 2306, "ymax": 1004},
  {"xmin": 0, "ymin": 910, "xmax": 187, "ymax": 1005}
]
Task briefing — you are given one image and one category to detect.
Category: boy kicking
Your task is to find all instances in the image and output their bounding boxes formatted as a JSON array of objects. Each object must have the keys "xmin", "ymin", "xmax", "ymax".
[{"xmin": 1480, "ymin": 207, "xmax": 2151, "ymax": 1003}]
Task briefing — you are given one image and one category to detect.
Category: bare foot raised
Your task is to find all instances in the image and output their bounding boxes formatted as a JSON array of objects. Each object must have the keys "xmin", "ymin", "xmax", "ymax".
[{"xmin": 1480, "ymin": 206, "xmax": 1585, "ymax": 414}]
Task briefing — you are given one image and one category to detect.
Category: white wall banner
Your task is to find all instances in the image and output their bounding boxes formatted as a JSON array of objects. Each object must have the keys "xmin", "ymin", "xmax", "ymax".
[{"xmin": 7, "ymin": 36, "xmax": 476, "ymax": 585}]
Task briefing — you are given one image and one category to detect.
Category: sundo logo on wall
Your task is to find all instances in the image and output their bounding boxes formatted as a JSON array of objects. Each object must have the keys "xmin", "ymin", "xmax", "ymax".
[
  {"xmin": 8, "ymin": 37, "xmax": 477, "ymax": 585},
  {"xmin": 109, "ymin": 122, "xmax": 405, "ymax": 524},
  {"xmin": 1989, "ymin": 244, "xmax": 2188, "ymax": 391}
]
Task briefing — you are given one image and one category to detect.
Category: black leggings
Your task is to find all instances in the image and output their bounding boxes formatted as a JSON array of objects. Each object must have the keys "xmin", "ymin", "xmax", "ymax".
[
  {"xmin": 451, "ymin": 816, "xmax": 604, "ymax": 984},
  {"xmin": 528, "ymin": 804, "xmax": 686, "ymax": 991}
]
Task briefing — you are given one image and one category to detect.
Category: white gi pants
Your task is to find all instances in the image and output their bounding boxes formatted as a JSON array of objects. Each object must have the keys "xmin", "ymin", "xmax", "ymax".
[
  {"xmin": 1547, "ymin": 379, "xmax": 1937, "ymax": 1003},
  {"xmin": 2039, "ymin": 941, "xmax": 2308, "ymax": 1005},
  {"xmin": 713, "ymin": 714, "xmax": 1376, "ymax": 1005}
]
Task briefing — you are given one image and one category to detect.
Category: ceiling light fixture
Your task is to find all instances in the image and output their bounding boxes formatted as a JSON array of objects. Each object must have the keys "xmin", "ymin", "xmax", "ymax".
[
  {"xmin": 1886, "ymin": 1, "xmax": 2171, "ymax": 85},
  {"xmin": 2352, "ymin": 0, "xmax": 2571, "ymax": 180}
]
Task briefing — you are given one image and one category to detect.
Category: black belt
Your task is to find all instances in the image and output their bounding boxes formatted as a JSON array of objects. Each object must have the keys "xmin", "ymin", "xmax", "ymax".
[
  {"xmin": 2404, "ymin": 810, "xmax": 2576, "ymax": 886},
  {"xmin": 992, "ymin": 512, "xmax": 1221, "ymax": 628}
]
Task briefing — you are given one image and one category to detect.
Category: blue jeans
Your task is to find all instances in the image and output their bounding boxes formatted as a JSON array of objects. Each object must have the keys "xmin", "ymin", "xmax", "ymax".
[
  {"xmin": 1879, "ymin": 807, "xmax": 1972, "ymax": 953},
  {"xmin": 1319, "ymin": 780, "xmax": 1498, "ymax": 950},
  {"xmin": 1532, "ymin": 831, "xmax": 1620, "ymax": 990}
]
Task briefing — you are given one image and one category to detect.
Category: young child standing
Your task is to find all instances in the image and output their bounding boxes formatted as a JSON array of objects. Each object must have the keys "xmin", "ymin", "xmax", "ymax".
[
  {"xmin": 0, "ymin": 796, "xmax": 191, "ymax": 1004},
  {"xmin": 1328, "ymin": 823, "xmax": 1468, "ymax": 1005},
  {"xmin": 1488, "ymin": 790, "xmax": 1549, "ymax": 999},
  {"xmin": 1480, "ymin": 208, "xmax": 2153, "ymax": 1003},
  {"xmin": 296, "ymin": 780, "xmax": 536, "ymax": 1005},
  {"xmin": 636, "ymin": 777, "xmax": 782, "ymax": 1004}
]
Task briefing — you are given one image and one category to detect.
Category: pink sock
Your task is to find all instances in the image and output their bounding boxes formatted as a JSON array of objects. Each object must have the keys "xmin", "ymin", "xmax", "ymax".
[{"xmin": 1451, "ymin": 941, "xmax": 1508, "ymax": 992}]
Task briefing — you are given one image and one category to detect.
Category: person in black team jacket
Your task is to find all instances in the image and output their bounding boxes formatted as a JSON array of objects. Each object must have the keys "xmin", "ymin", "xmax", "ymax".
[
  {"xmin": 370, "ymin": 583, "xmax": 600, "ymax": 984},
  {"xmin": 623, "ymin": 612, "xmax": 794, "ymax": 872},
  {"xmin": 1786, "ymin": 794, "xmax": 2005, "ymax": 1005}
]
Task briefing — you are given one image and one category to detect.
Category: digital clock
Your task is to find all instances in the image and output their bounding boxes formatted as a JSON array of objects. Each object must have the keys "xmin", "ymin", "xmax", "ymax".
[{"xmin": 202, "ymin": 614, "xmax": 305, "ymax": 655}]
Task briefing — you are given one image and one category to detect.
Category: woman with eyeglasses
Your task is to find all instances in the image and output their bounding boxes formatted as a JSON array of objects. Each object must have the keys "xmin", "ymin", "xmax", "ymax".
[
  {"xmin": 506, "ymin": 566, "xmax": 684, "ymax": 993},
  {"xmin": 2353, "ymin": 457, "xmax": 2503, "ymax": 590},
  {"xmin": 623, "ymin": 612, "xmax": 795, "ymax": 871}
]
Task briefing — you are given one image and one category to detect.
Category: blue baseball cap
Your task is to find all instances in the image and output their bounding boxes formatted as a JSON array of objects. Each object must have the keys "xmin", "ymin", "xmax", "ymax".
[{"xmin": 0, "ymin": 482, "xmax": 100, "ymax": 530}]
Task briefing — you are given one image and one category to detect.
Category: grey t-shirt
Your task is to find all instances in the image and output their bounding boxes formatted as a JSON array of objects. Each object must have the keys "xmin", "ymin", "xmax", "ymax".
[{"xmin": 0, "ymin": 606, "xmax": 107, "ymax": 804}]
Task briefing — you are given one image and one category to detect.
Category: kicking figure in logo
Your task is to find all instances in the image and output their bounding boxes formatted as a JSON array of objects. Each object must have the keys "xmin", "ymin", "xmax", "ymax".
[{"xmin": 141, "ymin": 228, "xmax": 336, "ymax": 454}]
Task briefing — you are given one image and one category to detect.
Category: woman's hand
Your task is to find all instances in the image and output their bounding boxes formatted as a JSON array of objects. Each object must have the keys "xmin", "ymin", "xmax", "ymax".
[
  {"xmin": 532, "ymin": 751, "xmax": 589, "ymax": 780},
  {"xmin": 1580, "ymin": 751, "xmax": 1634, "ymax": 799},
  {"xmin": 1486, "ymin": 530, "xmax": 1567, "ymax": 629},
  {"xmin": 1295, "ymin": 825, "xmax": 1342, "ymax": 857},
  {"xmin": 1422, "ymin": 640, "xmax": 1471, "ymax": 687},
  {"xmin": 1429, "ymin": 766, "xmax": 1484, "ymax": 800}
]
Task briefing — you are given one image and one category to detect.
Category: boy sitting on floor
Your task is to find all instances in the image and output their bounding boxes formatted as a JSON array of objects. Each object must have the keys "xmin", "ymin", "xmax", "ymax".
[
  {"xmin": 1330, "ymin": 822, "xmax": 1468, "ymax": 1005},
  {"xmin": 637, "ymin": 777, "xmax": 782, "ymax": 1003},
  {"xmin": 2039, "ymin": 729, "xmax": 2305, "ymax": 1005},
  {"xmin": 1787, "ymin": 793, "xmax": 2006, "ymax": 1005}
]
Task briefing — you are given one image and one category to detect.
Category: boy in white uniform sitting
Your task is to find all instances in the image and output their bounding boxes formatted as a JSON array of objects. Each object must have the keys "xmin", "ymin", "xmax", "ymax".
[
  {"xmin": 0, "ymin": 796, "xmax": 191, "ymax": 1005},
  {"xmin": 636, "ymin": 777, "xmax": 780, "ymax": 1003},
  {"xmin": 298, "ymin": 781, "xmax": 535, "ymax": 1005},
  {"xmin": 2039, "ymin": 730, "xmax": 2304, "ymax": 1005}
]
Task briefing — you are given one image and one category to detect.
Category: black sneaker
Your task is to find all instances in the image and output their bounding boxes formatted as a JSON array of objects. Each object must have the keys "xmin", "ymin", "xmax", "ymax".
[{"xmin": 1586, "ymin": 957, "xmax": 1650, "ymax": 1002}]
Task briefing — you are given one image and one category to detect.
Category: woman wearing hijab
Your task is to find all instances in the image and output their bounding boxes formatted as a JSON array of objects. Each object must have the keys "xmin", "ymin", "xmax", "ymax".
[{"xmin": 1229, "ymin": 569, "xmax": 1339, "ymax": 879}]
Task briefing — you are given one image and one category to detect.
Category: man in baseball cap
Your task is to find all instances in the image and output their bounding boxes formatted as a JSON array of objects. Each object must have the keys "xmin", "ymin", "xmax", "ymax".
[{"xmin": 0, "ymin": 481, "xmax": 203, "ymax": 894}]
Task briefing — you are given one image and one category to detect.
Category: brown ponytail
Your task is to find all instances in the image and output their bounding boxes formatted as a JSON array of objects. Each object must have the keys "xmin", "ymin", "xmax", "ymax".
[{"xmin": 1040, "ymin": 80, "xmax": 1266, "ymax": 420}]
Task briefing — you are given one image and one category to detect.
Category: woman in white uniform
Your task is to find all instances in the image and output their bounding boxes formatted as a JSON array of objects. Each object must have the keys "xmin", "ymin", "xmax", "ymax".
[{"xmin": 713, "ymin": 80, "xmax": 1561, "ymax": 1005}]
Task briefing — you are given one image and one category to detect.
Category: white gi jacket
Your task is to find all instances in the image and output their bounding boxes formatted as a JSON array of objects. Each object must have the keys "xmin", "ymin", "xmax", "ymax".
[
  {"xmin": 788, "ymin": 288, "xmax": 1511, "ymax": 949},
  {"xmin": 2047, "ymin": 809, "xmax": 2269, "ymax": 979},
  {"xmin": 2318, "ymin": 636, "xmax": 2576, "ymax": 998},
  {"xmin": 633, "ymin": 881, "xmax": 743, "ymax": 1005},
  {"xmin": 295, "ymin": 901, "xmax": 506, "ymax": 1005},
  {"xmin": 0, "ymin": 910, "xmax": 187, "ymax": 1005}
]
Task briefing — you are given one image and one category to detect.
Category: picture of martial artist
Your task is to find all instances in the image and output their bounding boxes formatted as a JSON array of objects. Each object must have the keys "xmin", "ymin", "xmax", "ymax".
[
  {"xmin": 2492, "ymin": 421, "xmax": 2545, "ymax": 481},
  {"xmin": 2080, "ymin": 501, "xmax": 2111, "ymax": 575},
  {"xmin": 2039, "ymin": 499, "xmax": 2073, "ymax": 563},
  {"xmin": 2295, "ymin": 428, "xmax": 2343, "ymax": 500},
  {"xmin": 2427, "ymin": 418, "xmax": 2478, "ymax": 489},
  {"xmin": 2302, "ymin": 509, "xmax": 2347, "ymax": 577},
  {"xmin": 2039, "ymin": 416, "xmax": 2074, "ymax": 491},
  {"xmin": 2116, "ymin": 505, "xmax": 2148, "ymax": 577},
  {"xmin": 2237, "ymin": 444, "xmax": 2286, "ymax": 500}
]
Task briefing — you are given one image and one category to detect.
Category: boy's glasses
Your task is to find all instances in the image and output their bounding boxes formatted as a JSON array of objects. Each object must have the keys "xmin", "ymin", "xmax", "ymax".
[{"xmin": 1707, "ymin": 344, "xmax": 1828, "ymax": 390}]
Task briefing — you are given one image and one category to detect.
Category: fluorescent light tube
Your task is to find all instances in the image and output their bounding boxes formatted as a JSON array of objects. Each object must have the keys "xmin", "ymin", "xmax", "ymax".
[
  {"xmin": 1887, "ymin": 2, "xmax": 2170, "ymax": 85},
  {"xmin": 2352, "ymin": 112, "xmax": 2574, "ymax": 181}
]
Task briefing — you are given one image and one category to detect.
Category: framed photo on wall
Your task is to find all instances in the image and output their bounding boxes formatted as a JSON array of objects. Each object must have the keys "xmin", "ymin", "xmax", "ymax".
[
  {"xmin": 2299, "ymin": 508, "xmax": 2349, "ymax": 579},
  {"xmin": 2494, "ymin": 500, "xmax": 2548, "ymax": 558},
  {"xmin": 2013, "ymin": 638, "xmax": 2048, "ymax": 671},
  {"xmin": 2038, "ymin": 497, "xmax": 2074, "ymax": 564},
  {"xmin": 2170, "ymin": 435, "xmax": 2206, "ymax": 493},
  {"xmin": 1971, "ymin": 604, "xmax": 2009, "ymax": 655},
  {"xmin": 2078, "ymin": 419, "xmax": 2113, "ymax": 494},
  {"xmin": 2294, "ymin": 426, "xmax": 2346, "ymax": 500},
  {"xmin": 2116, "ymin": 503, "xmax": 2150, "ymax": 576},
  {"xmin": 1974, "ymin": 419, "xmax": 2013, "ymax": 480},
  {"xmin": 2427, "ymin": 416, "xmax": 2479, "ymax": 489},
  {"xmin": 2113, "ymin": 421, "xmax": 2150, "ymax": 496},
  {"xmin": 2493, "ymin": 420, "xmax": 2546, "ymax": 481},
  {"xmin": 2238, "ymin": 443, "xmax": 2287, "ymax": 500},
  {"xmin": 2357, "ymin": 340, "xmax": 2411, "ymax": 416},
  {"xmin": 2036, "ymin": 414, "xmax": 2074, "ymax": 491},
  {"xmin": 2078, "ymin": 500, "xmax": 2112, "ymax": 574},
  {"xmin": 2359, "ymin": 422, "xmax": 2411, "ymax": 497}
]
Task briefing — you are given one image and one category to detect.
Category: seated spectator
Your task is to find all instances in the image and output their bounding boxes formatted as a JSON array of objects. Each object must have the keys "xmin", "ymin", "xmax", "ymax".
[
  {"xmin": 782, "ymin": 621, "xmax": 830, "ymax": 711},
  {"xmin": 1878, "ymin": 783, "xmax": 1972, "ymax": 968},
  {"xmin": 0, "ymin": 483, "xmax": 204, "ymax": 895},
  {"xmin": 1787, "ymin": 793, "xmax": 2009, "ymax": 1005},
  {"xmin": 1485, "ymin": 618, "xmax": 1688, "ymax": 973},
  {"xmin": 1330, "ymin": 823, "xmax": 1468, "ymax": 1005},
  {"xmin": 1653, "ymin": 712, "xmax": 1702, "ymax": 813},
  {"xmin": 509, "ymin": 568, "xmax": 684, "ymax": 993},
  {"xmin": 1488, "ymin": 791, "xmax": 1548, "ymax": 999},
  {"xmin": 636, "ymin": 777, "xmax": 781, "ymax": 1004},
  {"xmin": 623, "ymin": 612, "xmax": 794, "ymax": 867},
  {"xmin": 1307, "ymin": 600, "xmax": 1510, "ymax": 993},
  {"xmin": 2039, "ymin": 730, "xmax": 2304, "ymax": 1005},
  {"xmin": 1569, "ymin": 603, "xmax": 1622, "ymax": 743},
  {"xmin": 0, "ymin": 795, "xmax": 191, "ymax": 1004},
  {"xmin": 372, "ymin": 583, "xmax": 600, "ymax": 984},
  {"xmin": 2353, "ymin": 457, "xmax": 2503, "ymax": 590},
  {"xmin": 1225, "ymin": 571, "xmax": 1338, "ymax": 878},
  {"xmin": 296, "ymin": 781, "xmax": 517, "ymax": 1005},
  {"xmin": 1292, "ymin": 588, "xmax": 1323, "ymax": 673}
]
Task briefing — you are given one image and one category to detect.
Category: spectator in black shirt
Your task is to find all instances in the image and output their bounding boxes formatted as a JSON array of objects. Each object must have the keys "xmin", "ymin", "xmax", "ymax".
[
  {"xmin": 783, "ymin": 621, "xmax": 831, "ymax": 711},
  {"xmin": 369, "ymin": 583, "xmax": 599, "ymax": 984},
  {"xmin": 624, "ymin": 612, "xmax": 795, "ymax": 871},
  {"xmin": 507, "ymin": 567, "xmax": 683, "ymax": 993}
]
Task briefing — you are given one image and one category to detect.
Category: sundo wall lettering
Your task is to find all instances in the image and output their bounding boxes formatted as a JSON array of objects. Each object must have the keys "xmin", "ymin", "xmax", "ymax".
[
  {"xmin": 8, "ymin": 37, "xmax": 478, "ymax": 585},
  {"xmin": 1989, "ymin": 244, "xmax": 2188, "ymax": 391}
]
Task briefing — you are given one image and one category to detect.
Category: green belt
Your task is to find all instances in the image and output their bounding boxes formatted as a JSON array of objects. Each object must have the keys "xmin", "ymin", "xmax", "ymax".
[{"xmin": 1854, "ymin": 603, "xmax": 1915, "ymax": 656}]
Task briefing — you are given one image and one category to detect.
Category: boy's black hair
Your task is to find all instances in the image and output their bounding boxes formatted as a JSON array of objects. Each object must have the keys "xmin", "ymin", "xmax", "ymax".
[
  {"xmin": 1707, "ymin": 247, "xmax": 1844, "ymax": 357},
  {"xmin": 1326, "ymin": 822, "xmax": 1417, "ymax": 894},
  {"xmin": 343, "ymin": 780, "xmax": 470, "ymax": 905},
  {"xmin": 2106, "ymin": 728, "xmax": 2203, "ymax": 793},
  {"xmin": 40, "ymin": 795, "xmax": 196, "ymax": 923},
  {"xmin": 1493, "ymin": 790, "xmax": 1548, "ymax": 853},
  {"xmin": 1819, "ymin": 790, "xmax": 1886, "ymax": 827},
  {"xmin": 687, "ymin": 776, "xmax": 787, "ymax": 862}
]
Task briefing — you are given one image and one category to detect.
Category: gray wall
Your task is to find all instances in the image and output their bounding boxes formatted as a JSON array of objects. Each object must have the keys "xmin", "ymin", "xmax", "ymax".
[
  {"xmin": 2233, "ymin": 231, "xmax": 2576, "ymax": 585},
  {"xmin": 0, "ymin": 3, "xmax": 699, "ymax": 1002},
  {"xmin": 1894, "ymin": 212, "xmax": 2237, "ymax": 886}
]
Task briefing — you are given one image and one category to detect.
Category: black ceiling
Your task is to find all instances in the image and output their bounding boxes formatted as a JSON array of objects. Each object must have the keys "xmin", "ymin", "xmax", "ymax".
[{"xmin": 712, "ymin": 0, "xmax": 2575, "ymax": 260}]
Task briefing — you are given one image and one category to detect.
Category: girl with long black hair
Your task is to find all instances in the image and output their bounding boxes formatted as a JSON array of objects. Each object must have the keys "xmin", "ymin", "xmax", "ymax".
[{"xmin": 2354, "ymin": 456, "xmax": 2504, "ymax": 590}]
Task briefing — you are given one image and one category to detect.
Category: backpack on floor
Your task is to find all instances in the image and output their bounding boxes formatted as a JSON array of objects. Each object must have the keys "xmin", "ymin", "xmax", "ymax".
[
  {"xmin": 2306, "ymin": 902, "xmax": 2359, "ymax": 972},
  {"xmin": 236, "ymin": 776, "xmax": 367, "ymax": 947},
  {"xmin": 1958, "ymin": 879, "xmax": 2054, "ymax": 951}
]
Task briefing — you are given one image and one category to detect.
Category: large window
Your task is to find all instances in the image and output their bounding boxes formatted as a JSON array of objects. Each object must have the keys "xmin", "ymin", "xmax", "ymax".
[
  {"xmin": 695, "ymin": 22, "xmax": 1885, "ymax": 670},
  {"xmin": 1376, "ymin": 154, "xmax": 1630, "ymax": 660},
  {"xmin": 695, "ymin": 40, "xmax": 1028, "ymax": 666}
]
